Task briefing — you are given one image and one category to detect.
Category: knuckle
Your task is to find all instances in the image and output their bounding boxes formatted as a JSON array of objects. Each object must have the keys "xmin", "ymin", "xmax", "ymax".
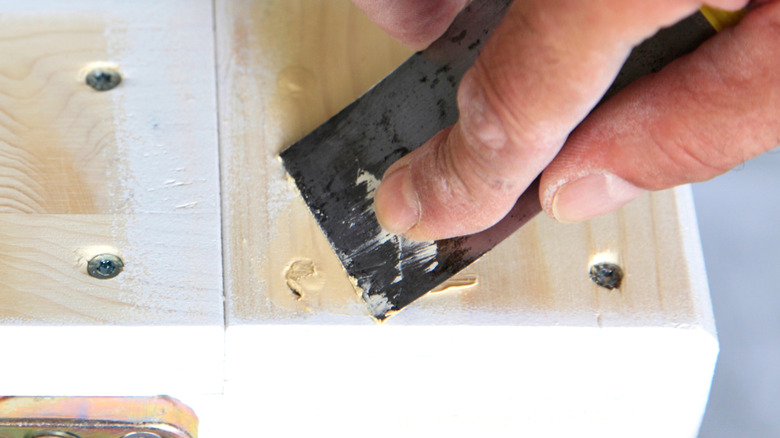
[
  {"xmin": 646, "ymin": 125, "xmax": 734, "ymax": 186},
  {"xmin": 457, "ymin": 65, "xmax": 551, "ymax": 160},
  {"xmin": 427, "ymin": 130, "xmax": 517, "ymax": 215},
  {"xmin": 456, "ymin": 66, "xmax": 512, "ymax": 153}
]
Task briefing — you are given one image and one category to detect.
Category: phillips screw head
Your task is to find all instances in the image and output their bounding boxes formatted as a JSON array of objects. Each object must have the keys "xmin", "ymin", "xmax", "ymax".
[
  {"xmin": 85, "ymin": 66, "xmax": 122, "ymax": 91},
  {"xmin": 589, "ymin": 262, "xmax": 623, "ymax": 290},
  {"xmin": 87, "ymin": 254, "xmax": 124, "ymax": 280}
]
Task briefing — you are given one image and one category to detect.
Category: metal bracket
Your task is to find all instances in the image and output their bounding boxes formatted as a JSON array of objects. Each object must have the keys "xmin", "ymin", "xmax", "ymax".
[{"xmin": 0, "ymin": 396, "xmax": 197, "ymax": 438}]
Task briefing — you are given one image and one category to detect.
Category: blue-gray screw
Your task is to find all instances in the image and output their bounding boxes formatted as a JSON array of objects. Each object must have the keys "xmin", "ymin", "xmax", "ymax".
[
  {"xmin": 87, "ymin": 254, "xmax": 124, "ymax": 279},
  {"xmin": 589, "ymin": 262, "xmax": 623, "ymax": 290},
  {"xmin": 85, "ymin": 67, "xmax": 121, "ymax": 91}
]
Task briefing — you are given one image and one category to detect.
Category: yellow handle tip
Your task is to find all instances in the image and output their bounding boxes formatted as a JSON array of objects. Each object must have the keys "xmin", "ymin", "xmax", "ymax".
[{"xmin": 700, "ymin": 5, "xmax": 746, "ymax": 31}]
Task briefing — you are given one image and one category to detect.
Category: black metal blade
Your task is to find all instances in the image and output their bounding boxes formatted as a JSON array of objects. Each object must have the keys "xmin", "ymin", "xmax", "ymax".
[
  {"xmin": 280, "ymin": 0, "xmax": 519, "ymax": 320},
  {"xmin": 280, "ymin": 3, "xmax": 716, "ymax": 319}
]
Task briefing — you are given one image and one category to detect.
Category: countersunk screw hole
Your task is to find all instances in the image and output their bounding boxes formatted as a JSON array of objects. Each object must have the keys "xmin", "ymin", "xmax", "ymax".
[
  {"xmin": 589, "ymin": 262, "xmax": 623, "ymax": 290},
  {"xmin": 85, "ymin": 66, "xmax": 121, "ymax": 91},
  {"xmin": 87, "ymin": 253, "xmax": 124, "ymax": 280}
]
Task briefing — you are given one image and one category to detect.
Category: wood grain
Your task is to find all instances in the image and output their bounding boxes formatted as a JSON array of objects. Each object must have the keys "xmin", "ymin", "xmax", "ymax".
[
  {"xmin": 0, "ymin": 0, "xmax": 224, "ymax": 395},
  {"xmin": 218, "ymin": 0, "xmax": 413, "ymax": 322},
  {"xmin": 0, "ymin": 0, "xmax": 719, "ymax": 433},
  {"xmin": 217, "ymin": 0, "xmax": 713, "ymax": 331},
  {"xmin": 0, "ymin": 17, "xmax": 111, "ymax": 214},
  {"xmin": 215, "ymin": 2, "xmax": 717, "ymax": 435},
  {"xmin": 0, "ymin": 1, "xmax": 223, "ymax": 324}
]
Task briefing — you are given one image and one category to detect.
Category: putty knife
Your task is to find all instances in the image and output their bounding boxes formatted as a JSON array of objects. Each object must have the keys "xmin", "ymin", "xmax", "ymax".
[{"xmin": 280, "ymin": 0, "xmax": 731, "ymax": 320}]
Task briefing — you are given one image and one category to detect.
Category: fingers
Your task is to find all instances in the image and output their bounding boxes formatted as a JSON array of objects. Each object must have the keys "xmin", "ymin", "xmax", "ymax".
[
  {"xmin": 375, "ymin": 0, "xmax": 740, "ymax": 241},
  {"xmin": 541, "ymin": 1, "xmax": 780, "ymax": 222},
  {"xmin": 351, "ymin": 0, "xmax": 469, "ymax": 50}
]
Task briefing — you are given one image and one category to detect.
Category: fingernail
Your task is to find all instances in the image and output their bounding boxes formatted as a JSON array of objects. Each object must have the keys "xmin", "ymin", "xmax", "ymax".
[
  {"xmin": 552, "ymin": 173, "xmax": 644, "ymax": 222},
  {"xmin": 374, "ymin": 166, "xmax": 420, "ymax": 234}
]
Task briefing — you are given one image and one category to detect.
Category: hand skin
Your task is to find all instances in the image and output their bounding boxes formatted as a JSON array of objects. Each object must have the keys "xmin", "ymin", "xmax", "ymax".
[{"xmin": 353, "ymin": 0, "xmax": 780, "ymax": 241}]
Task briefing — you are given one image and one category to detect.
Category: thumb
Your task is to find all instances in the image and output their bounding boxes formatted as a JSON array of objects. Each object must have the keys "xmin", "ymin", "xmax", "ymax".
[{"xmin": 541, "ymin": 2, "xmax": 780, "ymax": 222}]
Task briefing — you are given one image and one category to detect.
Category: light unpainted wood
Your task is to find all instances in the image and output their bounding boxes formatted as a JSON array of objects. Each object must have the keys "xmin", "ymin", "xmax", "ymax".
[
  {"xmin": 0, "ymin": 0, "xmax": 720, "ymax": 434},
  {"xmin": 218, "ymin": 0, "xmax": 414, "ymax": 322},
  {"xmin": 217, "ymin": 0, "xmax": 713, "ymax": 330},
  {"xmin": 0, "ymin": 0, "xmax": 224, "ymax": 395},
  {"xmin": 216, "ymin": 1, "xmax": 717, "ymax": 437}
]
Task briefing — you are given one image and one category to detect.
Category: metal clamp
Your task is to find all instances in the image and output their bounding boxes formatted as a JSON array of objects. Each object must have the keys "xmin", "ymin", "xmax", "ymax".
[{"xmin": 0, "ymin": 396, "xmax": 197, "ymax": 438}]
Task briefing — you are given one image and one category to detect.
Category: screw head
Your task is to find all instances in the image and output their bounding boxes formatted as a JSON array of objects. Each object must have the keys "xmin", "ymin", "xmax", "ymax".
[
  {"xmin": 589, "ymin": 262, "xmax": 623, "ymax": 290},
  {"xmin": 85, "ymin": 66, "xmax": 121, "ymax": 91},
  {"xmin": 87, "ymin": 254, "xmax": 124, "ymax": 279}
]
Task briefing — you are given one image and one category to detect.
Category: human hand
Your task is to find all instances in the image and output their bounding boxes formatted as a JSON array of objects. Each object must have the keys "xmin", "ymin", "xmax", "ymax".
[{"xmin": 353, "ymin": 0, "xmax": 779, "ymax": 241}]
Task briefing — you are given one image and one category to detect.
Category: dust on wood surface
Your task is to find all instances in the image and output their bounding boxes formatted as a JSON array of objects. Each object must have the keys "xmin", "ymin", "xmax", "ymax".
[
  {"xmin": 0, "ymin": 2, "xmax": 223, "ymax": 327},
  {"xmin": 216, "ymin": 0, "xmax": 709, "ymax": 329}
]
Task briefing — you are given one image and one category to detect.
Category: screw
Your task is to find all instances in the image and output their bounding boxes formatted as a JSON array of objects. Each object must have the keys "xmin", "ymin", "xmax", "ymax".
[
  {"xmin": 589, "ymin": 262, "xmax": 623, "ymax": 290},
  {"xmin": 85, "ymin": 66, "xmax": 121, "ymax": 91},
  {"xmin": 87, "ymin": 253, "xmax": 124, "ymax": 279},
  {"xmin": 121, "ymin": 433, "xmax": 162, "ymax": 438}
]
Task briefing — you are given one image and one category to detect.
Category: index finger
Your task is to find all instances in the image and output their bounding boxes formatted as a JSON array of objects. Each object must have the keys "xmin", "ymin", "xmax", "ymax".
[{"xmin": 374, "ymin": 0, "xmax": 748, "ymax": 240}]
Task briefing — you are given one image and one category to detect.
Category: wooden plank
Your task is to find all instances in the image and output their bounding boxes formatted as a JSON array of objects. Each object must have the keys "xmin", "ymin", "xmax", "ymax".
[
  {"xmin": 218, "ymin": 0, "xmax": 413, "ymax": 322},
  {"xmin": 0, "ymin": 0, "xmax": 223, "ymax": 395},
  {"xmin": 216, "ymin": 0, "xmax": 717, "ymax": 436},
  {"xmin": 217, "ymin": 0, "xmax": 713, "ymax": 329}
]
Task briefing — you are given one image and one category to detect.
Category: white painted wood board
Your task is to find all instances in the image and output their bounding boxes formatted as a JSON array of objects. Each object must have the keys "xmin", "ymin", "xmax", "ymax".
[
  {"xmin": 0, "ymin": 0, "xmax": 224, "ymax": 395},
  {"xmin": 218, "ymin": 324, "xmax": 717, "ymax": 438},
  {"xmin": 0, "ymin": 0, "xmax": 720, "ymax": 435},
  {"xmin": 215, "ymin": 0, "xmax": 718, "ymax": 436}
]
